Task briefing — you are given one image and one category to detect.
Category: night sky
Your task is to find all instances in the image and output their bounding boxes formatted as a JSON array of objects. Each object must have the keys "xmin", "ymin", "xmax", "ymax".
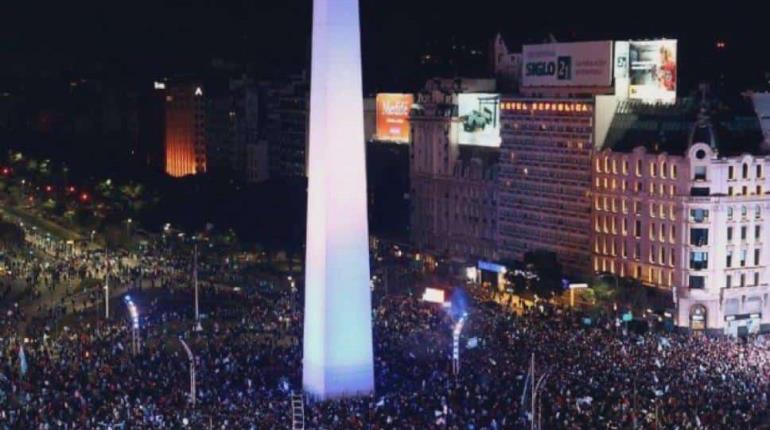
[{"xmin": 2, "ymin": 0, "xmax": 769, "ymax": 93}]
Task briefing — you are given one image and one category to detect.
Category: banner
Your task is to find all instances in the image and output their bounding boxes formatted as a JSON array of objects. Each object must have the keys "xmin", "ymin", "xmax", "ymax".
[{"xmin": 375, "ymin": 94, "xmax": 413, "ymax": 143}]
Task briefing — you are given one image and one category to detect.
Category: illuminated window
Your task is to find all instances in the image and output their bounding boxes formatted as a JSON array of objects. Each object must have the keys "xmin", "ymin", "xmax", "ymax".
[
  {"xmin": 650, "ymin": 202, "xmax": 656, "ymax": 217},
  {"xmin": 670, "ymin": 225, "xmax": 676, "ymax": 243},
  {"xmin": 661, "ymin": 162, "xmax": 667, "ymax": 178},
  {"xmin": 757, "ymin": 164, "xmax": 763, "ymax": 178},
  {"xmin": 604, "ymin": 157, "xmax": 609, "ymax": 173},
  {"xmin": 650, "ymin": 245, "xmax": 656, "ymax": 263},
  {"xmin": 594, "ymin": 196, "xmax": 601, "ymax": 210},
  {"xmin": 622, "ymin": 180, "xmax": 627, "ymax": 191},
  {"xmin": 611, "ymin": 217, "xmax": 617, "ymax": 234},
  {"xmin": 650, "ymin": 162, "xmax": 657, "ymax": 177},
  {"xmin": 636, "ymin": 159, "xmax": 642, "ymax": 177},
  {"xmin": 650, "ymin": 222, "xmax": 656, "ymax": 240},
  {"xmin": 595, "ymin": 158, "xmax": 602, "ymax": 173},
  {"xmin": 611, "ymin": 178, "xmax": 617, "ymax": 190},
  {"xmin": 622, "ymin": 199, "xmax": 628, "ymax": 214},
  {"xmin": 622, "ymin": 217, "xmax": 628, "ymax": 235},
  {"xmin": 659, "ymin": 204, "xmax": 665, "ymax": 219},
  {"xmin": 743, "ymin": 163, "xmax": 749, "ymax": 179},
  {"xmin": 669, "ymin": 184, "xmax": 675, "ymax": 196},
  {"xmin": 728, "ymin": 165, "xmax": 735, "ymax": 180},
  {"xmin": 669, "ymin": 204, "xmax": 675, "ymax": 220},
  {"xmin": 612, "ymin": 159, "xmax": 617, "ymax": 174},
  {"xmin": 671, "ymin": 164, "xmax": 677, "ymax": 178},
  {"xmin": 623, "ymin": 160, "xmax": 629, "ymax": 175},
  {"xmin": 611, "ymin": 198, "xmax": 617, "ymax": 213}
]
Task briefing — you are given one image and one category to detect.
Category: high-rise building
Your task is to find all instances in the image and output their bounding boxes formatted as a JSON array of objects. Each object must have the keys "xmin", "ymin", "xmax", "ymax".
[
  {"xmin": 262, "ymin": 72, "xmax": 309, "ymax": 178},
  {"xmin": 303, "ymin": 0, "xmax": 374, "ymax": 399},
  {"xmin": 498, "ymin": 98, "xmax": 596, "ymax": 275},
  {"xmin": 410, "ymin": 78, "xmax": 499, "ymax": 263},
  {"xmin": 165, "ymin": 81, "xmax": 206, "ymax": 177},
  {"xmin": 593, "ymin": 93, "xmax": 770, "ymax": 334}
]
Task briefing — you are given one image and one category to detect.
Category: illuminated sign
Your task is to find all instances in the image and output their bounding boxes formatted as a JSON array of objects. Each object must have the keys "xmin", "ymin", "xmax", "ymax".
[
  {"xmin": 458, "ymin": 93, "xmax": 501, "ymax": 147},
  {"xmin": 500, "ymin": 100, "xmax": 593, "ymax": 114},
  {"xmin": 375, "ymin": 93, "xmax": 413, "ymax": 143},
  {"xmin": 478, "ymin": 260, "xmax": 506, "ymax": 274},
  {"xmin": 422, "ymin": 287, "xmax": 446, "ymax": 304},
  {"xmin": 522, "ymin": 41, "xmax": 613, "ymax": 88},
  {"xmin": 628, "ymin": 40, "xmax": 677, "ymax": 104}
]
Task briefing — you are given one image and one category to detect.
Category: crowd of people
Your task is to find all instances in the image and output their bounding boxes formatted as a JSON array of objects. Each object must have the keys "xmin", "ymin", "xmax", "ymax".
[{"xmin": 1, "ymin": 224, "xmax": 770, "ymax": 428}]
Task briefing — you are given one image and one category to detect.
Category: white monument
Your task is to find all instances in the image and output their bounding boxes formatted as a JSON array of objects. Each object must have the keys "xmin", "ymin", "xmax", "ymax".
[{"xmin": 302, "ymin": 0, "xmax": 375, "ymax": 399}]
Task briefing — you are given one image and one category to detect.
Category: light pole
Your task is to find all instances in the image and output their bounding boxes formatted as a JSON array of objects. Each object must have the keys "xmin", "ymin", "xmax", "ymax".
[
  {"xmin": 179, "ymin": 337, "xmax": 196, "ymax": 407},
  {"xmin": 104, "ymin": 252, "xmax": 110, "ymax": 319},
  {"xmin": 193, "ymin": 240, "xmax": 201, "ymax": 331},
  {"xmin": 126, "ymin": 218, "xmax": 132, "ymax": 237},
  {"xmin": 124, "ymin": 295, "xmax": 140, "ymax": 355},
  {"xmin": 452, "ymin": 312, "xmax": 468, "ymax": 376}
]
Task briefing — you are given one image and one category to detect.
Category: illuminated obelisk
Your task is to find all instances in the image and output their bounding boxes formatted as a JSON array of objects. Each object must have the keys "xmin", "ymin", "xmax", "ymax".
[{"xmin": 302, "ymin": 0, "xmax": 374, "ymax": 399}]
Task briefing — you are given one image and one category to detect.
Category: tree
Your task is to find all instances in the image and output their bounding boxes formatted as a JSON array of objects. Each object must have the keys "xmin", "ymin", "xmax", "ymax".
[{"xmin": 0, "ymin": 220, "xmax": 25, "ymax": 248}]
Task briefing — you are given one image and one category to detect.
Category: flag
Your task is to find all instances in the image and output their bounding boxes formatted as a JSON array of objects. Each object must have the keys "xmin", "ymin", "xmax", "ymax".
[{"xmin": 19, "ymin": 344, "xmax": 27, "ymax": 376}]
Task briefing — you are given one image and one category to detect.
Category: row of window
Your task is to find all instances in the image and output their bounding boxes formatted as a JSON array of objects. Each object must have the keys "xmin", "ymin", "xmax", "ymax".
[
  {"xmin": 593, "ymin": 258, "xmax": 675, "ymax": 287},
  {"xmin": 594, "ymin": 236, "xmax": 677, "ymax": 266},
  {"xmin": 595, "ymin": 157, "xmax": 679, "ymax": 180},
  {"xmin": 594, "ymin": 216, "xmax": 677, "ymax": 243},
  {"xmin": 595, "ymin": 197, "xmax": 677, "ymax": 220},
  {"xmin": 594, "ymin": 177, "xmax": 678, "ymax": 196},
  {"xmin": 690, "ymin": 273, "xmax": 763, "ymax": 289}
]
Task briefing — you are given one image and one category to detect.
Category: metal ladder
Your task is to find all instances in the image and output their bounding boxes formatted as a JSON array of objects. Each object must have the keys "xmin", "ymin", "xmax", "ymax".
[{"xmin": 291, "ymin": 391, "xmax": 305, "ymax": 430}]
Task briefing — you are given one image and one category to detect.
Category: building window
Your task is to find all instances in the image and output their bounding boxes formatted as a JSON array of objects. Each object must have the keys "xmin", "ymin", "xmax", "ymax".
[
  {"xmin": 757, "ymin": 164, "xmax": 763, "ymax": 179},
  {"xmin": 727, "ymin": 207, "xmax": 733, "ymax": 220},
  {"xmin": 689, "ymin": 275, "xmax": 705, "ymax": 289},
  {"xmin": 756, "ymin": 205, "xmax": 761, "ymax": 220},
  {"xmin": 623, "ymin": 160, "xmax": 629, "ymax": 175},
  {"xmin": 661, "ymin": 162, "xmax": 667, "ymax": 178},
  {"xmin": 650, "ymin": 245, "xmax": 656, "ymax": 263},
  {"xmin": 670, "ymin": 225, "xmax": 676, "ymax": 242},
  {"xmin": 755, "ymin": 272, "xmax": 760, "ymax": 286},
  {"xmin": 612, "ymin": 159, "xmax": 617, "ymax": 174},
  {"xmin": 635, "ymin": 243, "xmax": 641, "ymax": 260},
  {"xmin": 729, "ymin": 165, "xmax": 735, "ymax": 180},
  {"xmin": 690, "ymin": 228, "xmax": 709, "ymax": 246},
  {"xmin": 728, "ymin": 186, "xmax": 734, "ymax": 196},
  {"xmin": 743, "ymin": 163, "xmax": 749, "ymax": 179},
  {"xmin": 740, "ymin": 249, "xmax": 747, "ymax": 267},
  {"xmin": 742, "ymin": 186, "xmax": 747, "ymax": 196},
  {"xmin": 622, "ymin": 218, "xmax": 628, "ymax": 235},
  {"xmin": 727, "ymin": 226, "xmax": 734, "ymax": 242},
  {"xmin": 670, "ymin": 249, "xmax": 675, "ymax": 266},
  {"xmin": 650, "ymin": 162, "xmax": 657, "ymax": 177},
  {"xmin": 741, "ymin": 226, "xmax": 747, "ymax": 241},
  {"xmin": 726, "ymin": 251, "xmax": 733, "ymax": 268},
  {"xmin": 635, "ymin": 220, "xmax": 642, "ymax": 238},
  {"xmin": 742, "ymin": 206, "xmax": 747, "ymax": 218},
  {"xmin": 650, "ymin": 202, "xmax": 656, "ymax": 217},
  {"xmin": 694, "ymin": 165, "xmax": 707, "ymax": 181},
  {"xmin": 691, "ymin": 208, "xmax": 709, "ymax": 222},
  {"xmin": 755, "ymin": 249, "xmax": 760, "ymax": 266},
  {"xmin": 690, "ymin": 251, "xmax": 708, "ymax": 270},
  {"xmin": 740, "ymin": 273, "xmax": 746, "ymax": 287},
  {"xmin": 636, "ymin": 159, "xmax": 642, "ymax": 176},
  {"xmin": 660, "ymin": 247, "xmax": 666, "ymax": 264},
  {"xmin": 671, "ymin": 164, "xmax": 677, "ymax": 179},
  {"xmin": 595, "ymin": 158, "xmax": 602, "ymax": 172},
  {"xmin": 726, "ymin": 275, "xmax": 732, "ymax": 288},
  {"xmin": 755, "ymin": 225, "xmax": 761, "ymax": 240},
  {"xmin": 757, "ymin": 185, "xmax": 762, "ymax": 195}
]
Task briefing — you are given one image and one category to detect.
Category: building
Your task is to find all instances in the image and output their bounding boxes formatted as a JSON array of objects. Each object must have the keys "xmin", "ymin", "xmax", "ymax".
[
  {"xmin": 410, "ymin": 78, "xmax": 499, "ymax": 263},
  {"xmin": 592, "ymin": 93, "xmax": 770, "ymax": 334},
  {"xmin": 245, "ymin": 141, "xmax": 269, "ymax": 183},
  {"xmin": 489, "ymin": 33, "xmax": 522, "ymax": 93},
  {"xmin": 205, "ymin": 77, "xmax": 262, "ymax": 180},
  {"xmin": 165, "ymin": 81, "xmax": 206, "ymax": 177},
  {"xmin": 262, "ymin": 72, "xmax": 309, "ymax": 178},
  {"xmin": 498, "ymin": 98, "xmax": 596, "ymax": 275}
]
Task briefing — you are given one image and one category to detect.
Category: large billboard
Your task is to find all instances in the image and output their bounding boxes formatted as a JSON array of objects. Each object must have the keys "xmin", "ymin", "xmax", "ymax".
[
  {"xmin": 627, "ymin": 40, "xmax": 677, "ymax": 104},
  {"xmin": 522, "ymin": 41, "xmax": 613, "ymax": 88},
  {"xmin": 375, "ymin": 93, "xmax": 413, "ymax": 143},
  {"xmin": 458, "ymin": 93, "xmax": 501, "ymax": 147}
]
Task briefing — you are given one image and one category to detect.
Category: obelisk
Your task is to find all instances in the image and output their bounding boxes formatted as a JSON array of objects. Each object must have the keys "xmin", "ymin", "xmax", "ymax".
[{"xmin": 302, "ymin": 0, "xmax": 374, "ymax": 399}]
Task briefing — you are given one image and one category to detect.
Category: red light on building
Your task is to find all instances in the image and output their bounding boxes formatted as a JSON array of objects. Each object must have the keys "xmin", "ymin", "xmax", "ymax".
[
  {"xmin": 45, "ymin": 185, "xmax": 53, "ymax": 193},
  {"xmin": 80, "ymin": 192, "xmax": 90, "ymax": 202},
  {"xmin": 1, "ymin": 167, "xmax": 9, "ymax": 175}
]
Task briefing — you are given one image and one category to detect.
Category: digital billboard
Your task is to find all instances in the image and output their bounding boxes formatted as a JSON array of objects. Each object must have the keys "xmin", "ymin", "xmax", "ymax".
[
  {"xmin": 375, "ymin": 93, "xmax": 413, "ymax": 143},
  {"xmin": 458, "ymin": 93, "xmax": 501, "ymax": 147},
  {"xmin": 628, "ymin": 40, "xmax": 677, "ymax": 104},
  {"xmin": 522, "ymin": 41, "xmax": 613, "ymax": 88}
]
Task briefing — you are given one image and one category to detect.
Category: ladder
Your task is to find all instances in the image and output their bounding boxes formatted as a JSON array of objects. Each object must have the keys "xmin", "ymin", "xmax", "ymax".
[{"xmin": 291, "ymin": 391, "xmax": 305, "ymax": 430}]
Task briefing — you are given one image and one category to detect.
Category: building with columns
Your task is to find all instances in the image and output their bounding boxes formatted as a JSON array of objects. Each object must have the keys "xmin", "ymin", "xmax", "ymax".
[{"xmin": 592, "ymin": 95, "xmax": 770, "ymax": 334}]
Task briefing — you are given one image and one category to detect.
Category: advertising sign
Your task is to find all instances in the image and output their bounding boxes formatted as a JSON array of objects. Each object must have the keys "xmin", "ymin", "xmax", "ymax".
[
  {"xmin": 458, "ymin": 93, "xmax": 501, "ymax": 147},
  {"xmin": 522, "ymin": 41, "xmax": 613, "ymax": 88},
  {"xmin": 422, "ymin": 287, "xmax": 446, "ymax": 304},
  {"xmin": 376, "ymin": 93, "xmax": 413, "ymax": 143},
  {"xmin": 628, "ymin": 40, "xmax": 677, "ymax": 104}
]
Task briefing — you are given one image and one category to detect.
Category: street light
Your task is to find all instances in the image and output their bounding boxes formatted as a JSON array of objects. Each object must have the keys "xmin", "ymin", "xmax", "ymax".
[
  {"xmin": 178, "ymin": 337, "xmax": 196, "ymax": 407},
  {"xmin": 124, "ymin": 295, "xmax": 140, "ymax": 355},
  {"xmin": 452, "ymin": 312, "xmax": 468, "ymax": 376},
  {"xmin": 192, "ymin": 238, "xmax": 202, "ymax": 331}
]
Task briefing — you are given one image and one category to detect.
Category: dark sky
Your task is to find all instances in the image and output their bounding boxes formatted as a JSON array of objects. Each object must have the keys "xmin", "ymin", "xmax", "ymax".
[{"xmin": 2, "ymin": 0, "xmax": 768, "ymax": 92}]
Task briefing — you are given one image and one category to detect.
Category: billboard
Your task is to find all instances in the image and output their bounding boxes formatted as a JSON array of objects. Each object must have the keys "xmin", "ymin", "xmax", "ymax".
[
  {"xmin": 522, "ymin": 41, "xmax": 613, "ymax": 88},
  {"xmin": 375, "ymin": 93, "xmax": 413, "ymax": 143},
  {"xmin": 458, "ymin": 93, "xmax": 501, "ymax": 147},
  {"xmin": 628, "ymin": 40, "xmax": 677, "ymax": 104}
]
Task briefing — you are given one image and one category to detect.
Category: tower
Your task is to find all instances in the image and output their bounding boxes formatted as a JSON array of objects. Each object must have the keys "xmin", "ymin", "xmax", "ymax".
[{"xmin": 302, "ymin": 0, "xmax": 374, "ymax": 399}]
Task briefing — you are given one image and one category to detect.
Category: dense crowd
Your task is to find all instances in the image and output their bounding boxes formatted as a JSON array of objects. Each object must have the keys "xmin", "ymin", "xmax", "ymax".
[
  {"xmin": 1, "ymin": 283, "xmax": 769, "ymax": 428},
  {"xmin": 1, "ymin": 228, "xmax": 770, "ymax": 428}
]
